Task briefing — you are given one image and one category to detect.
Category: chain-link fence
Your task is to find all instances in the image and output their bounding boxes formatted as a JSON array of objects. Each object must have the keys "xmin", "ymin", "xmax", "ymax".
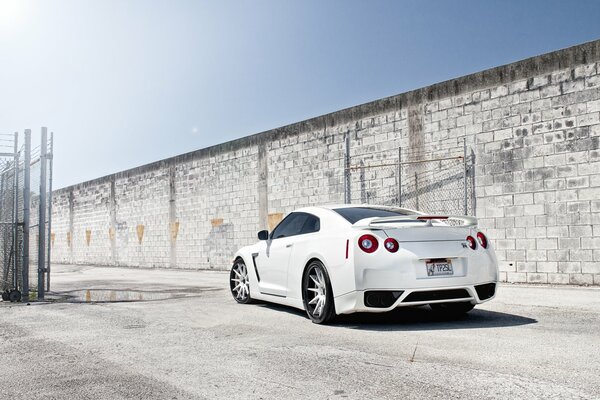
[
  {"xmin": 0, "ymin": 133, "xmax": 19, "ymax": 298},
  {"xmin": 0, "ymin": 128, "xmax": 53, "ymax": 302},
  {"xmin": 344, "ymin": 136, "xmax": 475, "ymax": 216}
]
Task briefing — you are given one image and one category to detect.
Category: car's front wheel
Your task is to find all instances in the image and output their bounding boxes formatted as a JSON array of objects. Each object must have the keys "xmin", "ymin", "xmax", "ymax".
[
  {"xmin": 230, "ymin": 258, "xmax": 252, "ymax": 304},
  {"xmin": 302, "ymin": 260, "xmax": 335, "ymax": 324},
  {"xmin": 429, "ymin": 301, "xmax": 475, "ymax": 316}
]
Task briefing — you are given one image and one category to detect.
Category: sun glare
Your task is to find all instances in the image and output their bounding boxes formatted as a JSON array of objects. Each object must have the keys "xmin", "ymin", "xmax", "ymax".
[{"xmin": 0, "ymin": 0, "xmax": 23, "ymax": 29}]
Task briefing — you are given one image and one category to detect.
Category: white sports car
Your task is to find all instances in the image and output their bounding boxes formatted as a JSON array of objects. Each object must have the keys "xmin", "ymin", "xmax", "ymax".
[{"xmin": 230, "ymin": 205, "xmax": 498, "ymax": 324}]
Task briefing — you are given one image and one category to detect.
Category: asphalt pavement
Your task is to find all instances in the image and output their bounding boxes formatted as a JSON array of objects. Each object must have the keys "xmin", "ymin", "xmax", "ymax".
[{"xmin": 0, "ymin": 264, "xmax": 598, "ymax": 399}]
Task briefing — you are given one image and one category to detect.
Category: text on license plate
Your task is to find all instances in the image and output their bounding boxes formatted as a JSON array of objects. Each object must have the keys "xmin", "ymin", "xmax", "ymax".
[{"xmin": 426, "ymin": 260, "xmax": 454, "ymax": 276}]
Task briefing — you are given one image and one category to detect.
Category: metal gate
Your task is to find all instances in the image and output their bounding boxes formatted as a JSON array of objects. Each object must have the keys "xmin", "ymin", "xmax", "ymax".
[
  {"xmin": 344, "ymin": 136, "xmax": 475, "ymax": 216},
  {"xmin": 0, "ymin": 128, "xmax": 53, "ymax": 302}
]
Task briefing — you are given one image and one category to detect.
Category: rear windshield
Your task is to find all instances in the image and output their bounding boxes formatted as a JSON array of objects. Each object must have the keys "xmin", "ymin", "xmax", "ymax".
[{"xmin": 333, "ymin": 207, "xmax": 412, "ymax": 224}]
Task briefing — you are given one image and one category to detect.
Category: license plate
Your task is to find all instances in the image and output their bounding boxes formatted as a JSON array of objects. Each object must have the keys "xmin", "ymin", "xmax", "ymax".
[{"xmin": 426, "ymin": 259, "xmax": 453, "ymax": 276}]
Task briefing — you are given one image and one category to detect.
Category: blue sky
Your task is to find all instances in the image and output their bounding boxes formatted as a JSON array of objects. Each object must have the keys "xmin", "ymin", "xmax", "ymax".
[{"xmin": 2, "ymin": 0, "xmax": 600, "ymax": 188}]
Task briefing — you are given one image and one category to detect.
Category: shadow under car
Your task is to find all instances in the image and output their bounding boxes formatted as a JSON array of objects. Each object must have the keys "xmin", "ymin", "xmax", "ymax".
[{"xmin": 256, "ymin": 302, "xmax": 537, "ymax": 331}]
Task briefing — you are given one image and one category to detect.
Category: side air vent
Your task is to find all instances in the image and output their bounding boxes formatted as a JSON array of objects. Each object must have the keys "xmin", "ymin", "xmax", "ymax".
[{"xmin": 403, "ymin": 289, "xmax": 470, "ymax": 303}]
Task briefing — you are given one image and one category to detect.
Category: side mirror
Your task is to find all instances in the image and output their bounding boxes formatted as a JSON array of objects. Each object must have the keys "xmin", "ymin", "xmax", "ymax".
[{"xmin": 257, "ymin": 230, "xmax": 269, "ymax": 241}]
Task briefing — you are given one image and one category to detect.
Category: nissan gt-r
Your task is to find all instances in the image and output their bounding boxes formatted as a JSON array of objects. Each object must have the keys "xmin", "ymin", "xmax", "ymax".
[{"xmin": 229, "ymin": 205, "xmax": 498, "ymax": 324}]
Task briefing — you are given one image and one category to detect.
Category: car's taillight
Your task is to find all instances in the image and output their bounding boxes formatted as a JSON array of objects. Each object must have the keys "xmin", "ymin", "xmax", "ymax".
[
  {"xmin": 358, "ymin": 234, "xmax": 378, "ymax": 253},
  {"xmin": 476, "ymin": 232, "xmax": 488, "ymax": 249},
  {"xmin": 466, "ymin": 235, "xmax": 477, "ymax": 250},
  {"xmin": 383, "ymin": 238, "xmax": 399, "ymax": 253}
]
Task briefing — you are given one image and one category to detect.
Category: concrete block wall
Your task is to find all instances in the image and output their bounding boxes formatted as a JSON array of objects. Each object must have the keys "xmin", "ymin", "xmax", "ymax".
[
  {"xmin": 52, "ymin": 146, "xmax": 262, "ymax": 270},
  {"xmin": 51, "ymin": 40, "xmax": 600, "ymax": 285},
  {"xmin": 267, "ymin": 128, "xmax": 347, "ymax": 214}
]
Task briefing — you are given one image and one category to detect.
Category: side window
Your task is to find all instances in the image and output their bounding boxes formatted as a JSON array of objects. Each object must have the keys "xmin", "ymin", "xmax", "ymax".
[
  {"xmin": 270, "ymin": 214, "xmax": 295, "ymax": 239},
  {"xmin": 271, "ymin": 212, "xmax": 319, "ymax": 239},
  {"xmin": 272, "ymin": 213, "xmax": 306, "ymax": 239},
  {"xmin": 300, "ymin": 215, "xmax": 320, "ymax": 234}
]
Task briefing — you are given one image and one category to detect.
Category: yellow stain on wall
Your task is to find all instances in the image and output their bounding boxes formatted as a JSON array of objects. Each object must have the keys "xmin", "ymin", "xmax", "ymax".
[
  {"xmin": 85, "ymin": 289, "xmax": 91, "ymax": 302},
  {"xmin": 85, "ymin": 229, "xmax": 92, "ymax": 246},
  {"xmin": 268, "ymin": 213, "xmax": 284, "ymax": 231},
  {"xmin": 66, "ymin": 232, "xmax": 72, "ymax": 248},
  {"xmin": 211, "ymin": 218, "xmax": 223, "ymax": 227},
  {"xmin": 170, "ymin": 221, "xmax": 180, "ymax": 241},
  {"xmin": 136, "ymin": 224, "xmax": 145, "ymax": 244},
  {"xmin": 109, "ymin": 227, "xmax": 115, "ymax": 241},
  {"xmin": 51, "ymin": 233, "xmax": 55, "ymax": 247}
]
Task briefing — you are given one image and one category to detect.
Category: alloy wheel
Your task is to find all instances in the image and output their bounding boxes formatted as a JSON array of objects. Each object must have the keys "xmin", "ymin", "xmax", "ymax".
[
  {"xmin": 302, "ymin": 261, "xmax": 335, "ymax": 323},
  {"xmin": 230, "ymin": 260, "xmax": 250, "ymax": 303},
  {"xmin": 306, "ymin": 266, "xmax": 327, "ymax": 317}
]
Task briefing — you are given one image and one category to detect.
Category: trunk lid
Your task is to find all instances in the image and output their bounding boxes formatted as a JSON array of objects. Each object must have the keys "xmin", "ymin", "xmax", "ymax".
[{"xmin": 353, "ymin": 215, "xmax": 476, "ymax": 243}]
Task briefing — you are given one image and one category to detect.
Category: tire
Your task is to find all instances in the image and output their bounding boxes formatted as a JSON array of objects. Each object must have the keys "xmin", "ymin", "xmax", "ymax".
[
  {"xmin": 302, "ymin": 260, "xmax": 336, "ymax": 324},
  {"xmin": 230, "ymin": 258, "xmax": 252, "ymax": 304},
  {"xmin": 430, "ymin": 301, "xmax": 475, "ymax": 316},
  {"xmin": 9, "ymin": 289, "xmax": 21, "ymax": 303}
]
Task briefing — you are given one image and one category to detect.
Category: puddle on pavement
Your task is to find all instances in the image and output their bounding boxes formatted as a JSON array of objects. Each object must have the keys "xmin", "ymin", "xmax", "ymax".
[{"xmin": 50, "ymin": 287, "xmax": 222, "ymax": 303}]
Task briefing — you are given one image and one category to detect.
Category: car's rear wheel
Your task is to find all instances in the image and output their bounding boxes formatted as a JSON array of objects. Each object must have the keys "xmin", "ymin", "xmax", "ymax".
[
  {"xmin": 230, "ymin": 258, "xmax": 252, "ymax": 304},
  {"xmin": 302, "ymin": 260, "xmax": 335, "ymax": 324},
  {"xmin": 430, "ymin": 301, "xmax": 475, "ymax": 315}
]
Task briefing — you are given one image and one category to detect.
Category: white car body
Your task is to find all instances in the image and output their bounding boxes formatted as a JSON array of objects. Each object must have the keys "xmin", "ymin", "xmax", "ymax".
[{"xmin": 232, "ymin": 205, "xmax": 498, "ymax": 318}]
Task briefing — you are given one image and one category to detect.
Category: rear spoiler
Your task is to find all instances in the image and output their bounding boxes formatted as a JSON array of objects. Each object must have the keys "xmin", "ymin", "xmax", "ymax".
[{"xmin": 352, "ymin": 215, "xmax": 478, "ymax": 229}]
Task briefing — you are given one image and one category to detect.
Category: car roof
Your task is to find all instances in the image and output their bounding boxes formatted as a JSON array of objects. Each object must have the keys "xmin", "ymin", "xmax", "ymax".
[
  {"xmin": 299, "ymin": 204, "xmax": 386, "ymax": 210},
  {"xmin": 316, "ymin": 204, "xmax": 419, "ymax": 213},
  {"xmin": 295, "ymin": 204, "xmax": 420, "ymax": 215}
]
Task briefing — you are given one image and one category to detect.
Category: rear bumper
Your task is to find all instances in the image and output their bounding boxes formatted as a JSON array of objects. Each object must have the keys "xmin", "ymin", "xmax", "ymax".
[
  {"xmin": 329, "ymin": 235, "xmax": 499, "ymax": 314},
  {"xmin": 333, "ymin": 281, "xmax": 497, "ymax": 314}
]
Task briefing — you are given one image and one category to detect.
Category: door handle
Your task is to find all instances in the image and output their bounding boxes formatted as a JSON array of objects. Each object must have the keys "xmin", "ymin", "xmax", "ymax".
[{"xmin": 286, "ymin": 244, "xmax": 293, "ymax": 248}]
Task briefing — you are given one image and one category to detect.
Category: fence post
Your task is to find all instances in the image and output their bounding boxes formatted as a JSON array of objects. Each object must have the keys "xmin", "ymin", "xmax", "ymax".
[
  {"xmin": 38, "ymin": 128, "xmax": 47, "ymax": 300},
  {"xmin": 414, "ymin": 171, "xmax": 419, "ymax": 211},
  {"xmin": 470, "ymin": 148, "xmax": 476, "ymax": 216},
  {"xmin": 344, "ymin": 131, "xmax": 350, "ymax": 204},
  {"xmin": 1, "ymin": 170, "xmax": 7, "ymax": 289},
  {"xmin": 397, "ymin": 147, "xmax": 402, "ymax": 207},
  {"xmin": 22, "ymin": 130, "xmax": 30, "ymax": 300},
  {"xmin": 360, "ymin": 160, "xmax": 366, "ymax": 204},
  {"xmin": 46, "ymin": 132, "xmax": 53, "ymax": 292},
  {"xmin": 12, "ymin": 132, "xmax": 18, "ymax": 290},
  {"xmin": 463, "ymin": 137, "xmax": 468, "ymax": 215}
]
